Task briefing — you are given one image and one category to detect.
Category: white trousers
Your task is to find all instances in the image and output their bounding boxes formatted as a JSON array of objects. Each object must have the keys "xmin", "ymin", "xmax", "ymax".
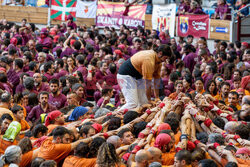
[{"xmin": 117, "ymin": 74, "xmax": 148, "ymax": 110}]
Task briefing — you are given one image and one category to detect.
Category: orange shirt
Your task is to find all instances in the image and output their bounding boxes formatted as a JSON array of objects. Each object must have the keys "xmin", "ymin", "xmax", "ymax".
[
  {"xmin": 38, "ymin": 138, "xmax": 72, "ymax": 164},
  {"xmin": 174, "ymin": 131, "xmax": 181, "ymax": 145},
  {"xmin": 131, "ymin": 50, "xmax": 162, "ymax": 80},
  {"xmin": 19, "ymin": 151, "xmax": 33, "ymax": 167},
  {"xmin": 47, "ymin": 124, "xmax": 60, "ymax": 134},
  {"xmin": 0, "ymin": 136, "xmax": 17, "ymax": 155},
  {"xmin": 190, "ymin": 89, "xmax": 205, "ymax": 95},
  {"xmin": 162, "ymin": 151, "xmax": 175, "ymax": 166},
  {"xmin": 169, "ymin": 92, "xmax": 178, "ymax": 100},
  {"xmin": 214, "ymin": 94, "xmax": 228, "ymax": 105},
  {"xmin": 62, "ymin": 155, "xmax": 96, "ymax": 167},
  {"xmin": 236, "ymin": 158, "xmax": 250, "ymax": 167},
  {"xmin": 0, "ymin": 107, "xmax": 15, "ymax": 120},
  {"xmin": 19, "ymin": 119, "xmax": 30, "ymax": 139}
]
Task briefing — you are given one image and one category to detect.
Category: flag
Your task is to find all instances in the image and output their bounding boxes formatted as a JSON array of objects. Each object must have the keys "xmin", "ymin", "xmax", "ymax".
[
  {"xmin": 76, "ymin": 0, "xmax": 97, "ymax": 18},
  {"xmin": 51, "ymin": 0, "xmax": 77, "ymax": 21}
]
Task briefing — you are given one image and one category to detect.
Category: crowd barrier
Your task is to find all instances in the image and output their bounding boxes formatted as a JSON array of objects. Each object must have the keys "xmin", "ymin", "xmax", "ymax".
[{"xmin": 0, "ymin": 5, "xmax": 232, "ymax": 41}]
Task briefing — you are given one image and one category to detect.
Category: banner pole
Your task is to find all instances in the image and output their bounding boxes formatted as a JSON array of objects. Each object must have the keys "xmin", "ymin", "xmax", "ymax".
[{"xmin": 47, "ymin": 0, "xmax": 52, "ymax": 26}]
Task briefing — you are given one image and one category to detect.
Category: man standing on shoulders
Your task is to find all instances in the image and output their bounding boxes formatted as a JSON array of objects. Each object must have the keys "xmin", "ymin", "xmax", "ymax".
[{"xmin": 117, "ymin": 44, "xmax": 172, "ymax": 110}]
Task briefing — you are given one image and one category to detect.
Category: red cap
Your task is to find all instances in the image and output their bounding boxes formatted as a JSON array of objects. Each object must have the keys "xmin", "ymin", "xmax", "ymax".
[
  {"xmin": 92, "ymin": 123, "xmax": 103, "ymax": 133},
  {"xmin": 70, "ymin": 39, "xmax": 76, "ymax": 46},
  {"xmin": 53, "ymin": 35, "xmax": 60, "ymax": 43},
  {"xmin": 0, "ymin": 67, "xmax": 6, "ymax": 73},
  {"xmin": 10, "ymin": 38, "xmax": 18, "ymax": 45},
  {"xmin": 242, "ymin": 42, "xmax": 248, "ymax": 47},
  {"xmin": 118, "ymin": 44, "xmax": 126, "ymax": 50},
  {"xmin": 45, "ymin": 110, "xmax": 62, "ymax": 126},
  {"xmin": 114, "ymin": 49, "xmax": 123, "ymax": 56}
]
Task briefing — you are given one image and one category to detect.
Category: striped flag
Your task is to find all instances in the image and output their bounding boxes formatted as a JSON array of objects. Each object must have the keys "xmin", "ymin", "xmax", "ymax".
[{"xmin": 51, "ymin": 0, "xmax": 77, "ymax": 21}]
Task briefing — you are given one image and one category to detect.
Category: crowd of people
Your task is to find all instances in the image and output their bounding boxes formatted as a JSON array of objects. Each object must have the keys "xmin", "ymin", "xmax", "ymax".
[{"xmin": 0, "ymin": 5, "xmax": 249, "ymax": 167}]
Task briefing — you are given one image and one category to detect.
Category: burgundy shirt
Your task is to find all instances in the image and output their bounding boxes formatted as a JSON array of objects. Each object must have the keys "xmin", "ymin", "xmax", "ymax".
[
  {"xmin": 48, "ymin": 93, "xmax": 67, "ymax": 109},
  {"xmin": 27, "ymin": 104, "xmax": 57, "ymax": 122},
  {"xmin": 76, "ymin": 65, "xmax": 87, "ymax": 77},
  {"xmin": 34, "ymin": 83, "xmax": 50, "ymax": 93},
  {"xmin": 43, "ymin": 73, "xmax": 54, "ymax": 82},
  {"xmin": 103, "ymin": 73, "xmax": 117, "ymax": 86},
  {"xmin": 53, "ymin": 69, "xmax": 68, "ymax": 80},
  {"xmin": 183, "ymin": 52, "xmax": 198, "ymax": 73},
  {"xmin": 215, "ymin": 4, "xmax": 231, "ymax": 20}
]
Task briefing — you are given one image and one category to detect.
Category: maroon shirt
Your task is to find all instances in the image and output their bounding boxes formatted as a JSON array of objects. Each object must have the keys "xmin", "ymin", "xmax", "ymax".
[
  {"xmin": 53, "ymin": 69, "xmax": 68, "ymax": 80},
  {"xmin": 76, "ymin": 65, "xmax": 87, "ymax": 77},
  {"xmin": 183, "ymin": 52, "xmax": 198, "ymax": 73},
  {"xmin": 48, "ymin": 93, "xmax": 67, "ymax": 109},
  {"xmin": 103, "ymin": 73, "xmax": 117, "ymax": 86},
  {"xmin": 43, "ymin": 73, "xmax": 53, "ymax": 82},
  {"xmin": 27, "ymin": 104, "xmax": 57, "ymax": 122},
  {"xmin": 215, "ymin": 4, "xmax": 231, "ymax": 20},
  {"xmin": 34, "ymin": 83, "xmax": 50, "ymax": 93}
]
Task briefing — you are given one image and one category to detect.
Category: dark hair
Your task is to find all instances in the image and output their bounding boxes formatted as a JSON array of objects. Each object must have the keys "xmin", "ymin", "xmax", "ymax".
[
  {"xmin": 0, "ymin": 113, "xmax": 13, "ymax": 122},
  {"xmin": 32, "ymin": 124, "xmax": 48, "ymax": 138},
  {"xmin": 82, "ymin": 102, "xmax": 94, "ymax": 108},
  {"xmin": 59, "ymin": 76, "xmax": 67, "ymax": 88},
  {"xmin": 8, "ymin": 48, "xmax": 17, "ymax": 55},
  {"xmin": 220, "ymin": 81, "xmax": 230, "ymax": 89},
  {"xmin": 76, "ymin": 55, "xmax": 85, "ymax": 65},
  {"xmin": 0, "ymin": 92, "xmax": 11, "ymax": 103},
  {"xmin": 191, "ymin": 148, "xmax": 205, "ymax": 162},
  {"xmin": 199, "ymin": 159, "xmax": 218, "ymax": 167},
  {"xmin": 123, "ymin": 111, "xmax": 138, "ymax": 124},
  {"xmin": 108, "ymin": 116, "xmax": 121, "ymax": 131},
  {"xmin": 220, "ymin": 52, "xmax": 227, "ymax": 61},
  {"xmin": 55, "ymin": 58, "xmax": 64, "ymax": 68},
  {"xmin": 38, "ymin": 91, "xmax": 49, "ymax": 99},
  {"xmin": 229, "ymin": 91, "xmax": 239, "ymax": 99},
  {"xmin": 225, "ymin": 162, "xmax": 238, "ymax": 167},
  {"xmin": 66, "ymin": 76, "xmax": 79, "ymax": 88},
  {"xmin": 206, "ymin": 80, "xmax": 217, "ymax": 96},
  {"xmin": 31, "ymin": 157, "xmax": 45, "ymax": 167},
  {"xmin": 75, "ymin": 142, "xmax": 89, "ymax": 158},
  {"xmin": 220, "ymin": 41, "xmax": 228, "ymax": 49},
  {"xmin": 73, "ymin": 41, "xmax": 81, "ymax": 50},
  {"xmin": 212, "ymin": 117, "xmax": 225, "ymax": 130},
  {"xmin": 49, "ymin": 78, "xmax": 59, "ymax": 86},
  {"xmin": 88, "ymin": 137, "xmax": 106, "ymax": 158},
  {"xmin": 11, "ymin": 104, "xmax": 23, "ymax": 114},
  {"xmin": 196, "ymin": 132, "xmax": 208, "ymax": 144},
  {"xmin": 23, "ymin": 51, "xmax": 33, "ymax": 62},
  {"xmin": 109, "ymin": 63, "xmax": 117, "ymax": 74},
  {"xmin": 235, "ymin": 124, "xmax": 249, "ymax": 139},
  {"xmin": 40, "ymin": 160, "xmax": 57, "ymax": 167},
  {"xmin": 29, "ymin": 61, "xmax": 37, "ymax": 71},
  {"xmin": 164, "ymin": 118, "xmax": 179, "ymax": 134},
  {"xmin": 52, "ymin": 126, "xmax": 70, "ymax": 140},
  {"xmin": 132, "ymin": 121, "xmax": 147, "ymax": 138},
  {"xmin": 117, "ymin": 128, "xmax": 131, "ymax": 138},
  {"xmin": 0, "ymin": 73, "xmax": 7, "ymax": 83},
  {"xmin": 28, "ymin": 93, "xmax": 39, "ymax": 107},
  {"xmin": 169, "ymin": 72, "xmax": 179, "ymax": 83},
  {"xmin": 155, "ymin": 44, "xmax": 172, "ymax": 57},
  {"xmin": 97, "ymin": 142, "xmax": 120, "ymax": 167},
  {"xmin": 187, "ymin": 35, "xmax": 194, "ymax": 39},
  {"xmin": 44, "ymin": 62, "xmax": 52, "ymax": 73},
  {"xmin": 18, "ymin": 138, "xmax": 33, "ymax": 154},
  {"xmin": 175, "ymin": 150, "xmax": 191, "ymax": 165},
  {"xmin": 72, "ymin": 83, "xmax": 84, "ymax": 92},
  {"xmin": 79, "ymin": 125, "xmax": 95, "ymax": 137}
]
